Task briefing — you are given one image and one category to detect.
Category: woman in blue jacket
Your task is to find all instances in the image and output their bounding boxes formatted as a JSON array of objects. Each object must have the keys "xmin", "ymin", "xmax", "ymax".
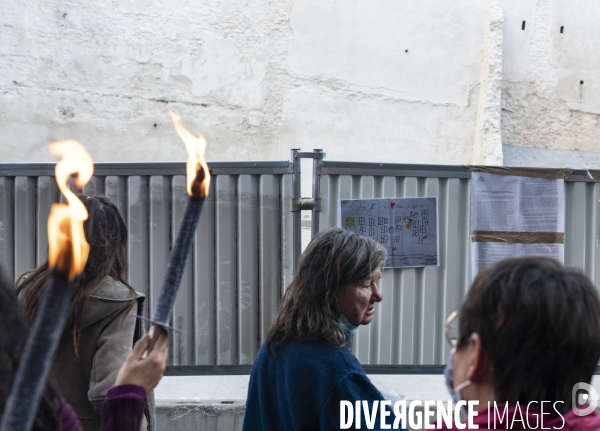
[{"xmin": 243, "ymin": 228, "xmax": 401, "ymax": 431}]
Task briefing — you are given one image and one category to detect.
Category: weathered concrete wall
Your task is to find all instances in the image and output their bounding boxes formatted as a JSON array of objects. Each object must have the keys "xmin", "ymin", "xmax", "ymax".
[
  {"xmin": 472, "ymin": 0, "xmax": 504, "ymax": 165},
  {"xmin": 504, "ymin": 144, "xmax": 600, "ymax": 168},
  {"xmin": 1, "ymin": 0, "xmax": 599, "ymax": 165},
  {"xmin": 0, "ymin": 0, "xmax": 488, "ymax": 165},
  {"xmin": 501, "ymin": 0, "xmax": 600, "ymax": 153}
]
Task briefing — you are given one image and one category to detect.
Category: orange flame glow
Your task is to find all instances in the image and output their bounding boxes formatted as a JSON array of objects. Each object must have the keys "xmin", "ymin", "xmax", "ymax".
[
  {"xmin": 168, "ymin": 110, "xmax": 211, "ymax": 198},
  {"xmin": 47, "ymin": 140, "xmax": 94, "ymax": 280}
]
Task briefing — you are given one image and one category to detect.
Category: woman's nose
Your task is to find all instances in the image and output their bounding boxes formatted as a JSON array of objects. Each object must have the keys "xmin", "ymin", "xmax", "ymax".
[{"xmin": 371, "ymin": 284, "xmax": 383, "ymax": 302}]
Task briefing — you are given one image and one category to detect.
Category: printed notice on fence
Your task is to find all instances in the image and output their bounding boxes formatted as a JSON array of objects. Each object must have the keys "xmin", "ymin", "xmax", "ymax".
[
  {"xmin": 341, "ymin": 197, "xmax": 439, "ymax": 268},
  {"xmin": 470, "ymin": 172, "xmax": 565, "ymax": 277}
]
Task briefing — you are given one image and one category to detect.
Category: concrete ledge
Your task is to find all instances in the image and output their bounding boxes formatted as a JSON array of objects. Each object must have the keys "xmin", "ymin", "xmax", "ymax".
[
  {"xmin": 154, "ymin": 375, "xmax": 600, "ymax": 430},
  {"xmin": 154, "ymin": 374, "xmax": 450, "ymax": 430},
  {"xmin": 156, "ymin": 399, "xmax": 454, "ymax": 431},
  {"xmin": 154, "ymin": 374, "xmax": 451, "ymax": 402},
  {"xmin": 156, "ymin": 401, "xmax": 245, "ymax": 431}
]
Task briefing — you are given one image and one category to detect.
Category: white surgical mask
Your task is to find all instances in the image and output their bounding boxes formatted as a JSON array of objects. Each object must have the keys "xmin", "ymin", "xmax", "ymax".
[
  {"xmin": 444, "ymin": 348, "xmax": 472, "ymax": 404},
  {"xmin": 339, "ymin": 314, "xmax": 359, "ymax": 334}
]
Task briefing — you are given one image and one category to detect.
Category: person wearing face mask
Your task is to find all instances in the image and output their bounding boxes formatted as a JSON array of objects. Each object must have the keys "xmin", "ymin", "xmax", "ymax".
[
  {"xmin": 440, "ymin": 257, "xmax": 600, "ymax": 430},
  {"xmin": 243, "ymin": 228, "xmax": 403, "ymax": 431}
]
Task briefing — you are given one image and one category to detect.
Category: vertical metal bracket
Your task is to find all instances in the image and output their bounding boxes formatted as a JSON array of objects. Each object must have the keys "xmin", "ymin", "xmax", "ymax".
[{"xmin": 291, "ymin": 149, "xmax": 327, "ymax": 270}]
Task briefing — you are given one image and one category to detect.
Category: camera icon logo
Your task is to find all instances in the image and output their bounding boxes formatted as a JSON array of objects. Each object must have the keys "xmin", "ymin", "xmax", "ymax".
[{"xmin": 573, "ymin": 382, "xmax": 599, "ymax": 416}]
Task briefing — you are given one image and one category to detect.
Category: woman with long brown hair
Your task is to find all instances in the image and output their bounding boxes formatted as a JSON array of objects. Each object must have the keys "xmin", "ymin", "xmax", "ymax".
[
  {"xmin": 243, "ymin": 227, "xmax": 402, "ymax": 430},
  {"xmin": 0, "ymin": 263, "xmax": 168, "ymax": 431},
  {"xmin": 17, "ymin": 195, "xmax": 148, "ymax": 431}
]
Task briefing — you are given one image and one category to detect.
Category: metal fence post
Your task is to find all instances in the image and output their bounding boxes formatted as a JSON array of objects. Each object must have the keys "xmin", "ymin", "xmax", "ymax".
[
  {"xmin": 311, "ymin": 149, "xmax": 324, "ymax": 237},
  {"xmin": 291, "ymin": 149, "xmax": 302, "ymax": 272},
  {"xmin": 289, "ymin": 149, "xmax": 326, "ymax": 271}
]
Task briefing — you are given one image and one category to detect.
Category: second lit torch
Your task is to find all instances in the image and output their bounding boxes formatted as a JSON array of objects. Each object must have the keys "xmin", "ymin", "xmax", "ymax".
[{"xmin": 150, "ymin": 110, "xmax": 211, "ymax": 339}]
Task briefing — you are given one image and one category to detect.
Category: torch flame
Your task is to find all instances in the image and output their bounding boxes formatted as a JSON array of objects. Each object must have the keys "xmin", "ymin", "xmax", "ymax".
[
  {"xmin": 47, "ymin": 140, "xmax": 94, "ymax": 280},
  {"xmin": 168, "ymin": 110, "xmax": 211, "ymax": 198}
]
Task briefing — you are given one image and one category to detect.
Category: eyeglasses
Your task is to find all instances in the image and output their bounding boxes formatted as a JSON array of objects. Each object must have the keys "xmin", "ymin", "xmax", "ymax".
[{"xmin": 445, "ymin": 311, "xmax": 459, "ymax": 348}]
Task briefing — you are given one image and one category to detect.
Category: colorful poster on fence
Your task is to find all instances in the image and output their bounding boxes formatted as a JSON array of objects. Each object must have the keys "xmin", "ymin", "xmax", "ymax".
[{"xmin": 340, "ymin": 197, "xmax": 439, "ymax": 268}]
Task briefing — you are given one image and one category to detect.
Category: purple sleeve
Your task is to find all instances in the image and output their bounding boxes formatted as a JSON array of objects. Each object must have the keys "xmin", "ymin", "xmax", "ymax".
[
  {"xmin": 60, "ymin": 400, "xmax": 83, "ymax": 431},
  {"xmin": 99, "ymin": 384, "xmax": 147, "ymax": 431}
]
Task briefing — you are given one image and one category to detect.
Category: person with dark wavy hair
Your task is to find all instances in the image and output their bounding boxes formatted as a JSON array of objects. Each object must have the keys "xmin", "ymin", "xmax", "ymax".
[
  {"xmin": 0, "ymin": 266, "xmax": 63, "ymax": 431},
  {"xmin": 17, "ymin": 195, "xmax": 150, "ymax": 431},
  {"xmin": 243, "ymin": 227, "xmax": 403, "ymax": 431},
  {"xmin": 441, "ymin": 257, "xmax": 600, "ymax": 430},
  {"xmin": 0, "ymin": 263, "xmax": 168, "ymax": 431}
]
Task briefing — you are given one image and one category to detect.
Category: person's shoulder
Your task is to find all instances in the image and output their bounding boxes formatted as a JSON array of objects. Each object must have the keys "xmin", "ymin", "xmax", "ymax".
[
  {"xmin": 280, "ymin": 340, "xmax": 364, "ymax": 374},
  {"xmin": 90, "ymin": 277, "xmax": 142, "ymax": 302},
  {"xmin": 83, "ymin": 278, "xmax": 142, "ymax": 328},
  {"xmin": 252, "ymin": 341, "xmax": 269, "ymax": 363}
]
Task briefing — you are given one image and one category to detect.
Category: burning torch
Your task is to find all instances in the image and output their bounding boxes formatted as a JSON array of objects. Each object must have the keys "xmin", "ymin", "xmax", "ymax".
[
  {"xmin": 0, "ymin": 140, "xmax": 93, "ymax": 431},
  {"xmin": 148, "ymin": 110, "xmax": 211, "ymax": 345}
]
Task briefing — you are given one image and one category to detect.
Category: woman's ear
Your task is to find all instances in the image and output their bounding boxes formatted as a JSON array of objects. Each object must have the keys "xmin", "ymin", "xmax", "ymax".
[{"xmin": 466, "ymin": 332, "xmax": 489, "ymax": 382}]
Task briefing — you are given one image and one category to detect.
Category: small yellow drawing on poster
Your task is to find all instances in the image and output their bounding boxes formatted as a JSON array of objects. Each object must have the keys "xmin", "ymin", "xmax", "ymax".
[{"xmin": 345, "ymin": 216, "xmax": 356, "ymax": 227}]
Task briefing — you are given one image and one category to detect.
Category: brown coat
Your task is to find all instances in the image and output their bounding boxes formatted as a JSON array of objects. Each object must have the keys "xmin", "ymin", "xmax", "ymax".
[{"xmin": 51, "ymin": 277, "xmax": 150, "ymax": 431}]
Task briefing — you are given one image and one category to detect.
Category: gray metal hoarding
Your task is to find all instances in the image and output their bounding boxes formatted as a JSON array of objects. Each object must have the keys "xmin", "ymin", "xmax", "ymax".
[
  {"xmin": 0, "ymin": 158, "xmax": 598, "ymax": 367},
  {"xmin": 316, "ymin": 160, "xmax": 600, "ymax": 365},
  {"xmin": 0, "ymin": 162, "xmax": 294, "ymax": 366}
]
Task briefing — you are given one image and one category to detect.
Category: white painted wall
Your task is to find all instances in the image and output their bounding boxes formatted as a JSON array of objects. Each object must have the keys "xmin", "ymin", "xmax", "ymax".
[{"xmin": 1, "ymin": 0, "xmax": 599, "ymax": 166}]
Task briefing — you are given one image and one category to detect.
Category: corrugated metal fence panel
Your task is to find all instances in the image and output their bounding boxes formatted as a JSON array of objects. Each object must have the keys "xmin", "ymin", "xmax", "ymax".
[
  {"xmin": 0, "ymin": 178, "xmax": 15, "ymax": 280},
  {"xmin": 194, "ymin": 180, "xmax": 216, "ymax": 365},
  {"xmin": 36, "ymin": 176, "xmax": 59, "ymax": 266},
  {"xmin": 318, "ymin": 174, "xmax": 471, "ymax": 366},
  {"xmin": 15, "ymin": 177, "xmax": 36, "ymax": 278},
  {"xmin": 318, "ymin": 166, "xmax": 600, "ymax": 366},
  {"xmin": 238, "ymin": 175, "xmax": 259, "ymax": 366},
  {"xmin": 564, "ymin": 181, "xmax": 600, "ymax": 288},
  {"xmin": 0, "ymin": 163, "xmax": 293, "ymax": 366},
  {"xmin": 4, "ymin": 160, "xmax": 597, "ymax": 368}
]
